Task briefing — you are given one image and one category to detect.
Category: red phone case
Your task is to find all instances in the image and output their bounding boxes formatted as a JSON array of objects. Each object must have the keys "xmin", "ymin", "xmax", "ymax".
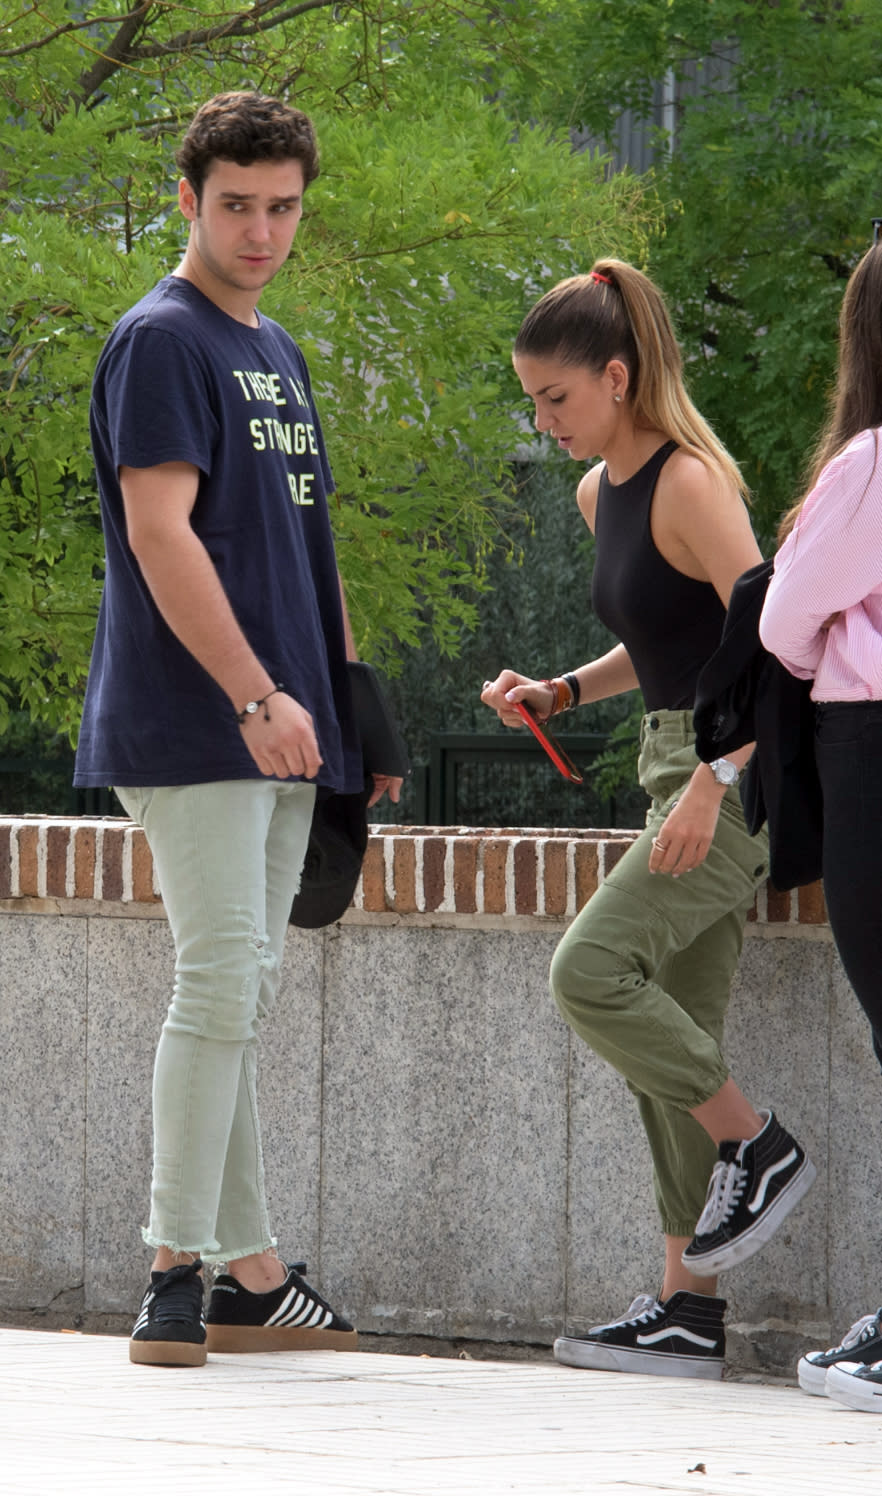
[{"xmin": 513, "ymin": 700, "xmax": 583, "ymax": 783}]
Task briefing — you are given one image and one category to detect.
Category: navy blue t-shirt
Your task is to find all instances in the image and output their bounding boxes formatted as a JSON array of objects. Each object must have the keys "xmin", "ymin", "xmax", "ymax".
[{"xmin": 74, "ymin": 276, "xmax": 362, "ymax": 792}]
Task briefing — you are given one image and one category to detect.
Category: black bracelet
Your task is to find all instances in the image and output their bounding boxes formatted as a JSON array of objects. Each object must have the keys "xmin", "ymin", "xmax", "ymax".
[
  {"xmin": 561, "ymin": 672, "xmax": 581, "ymax": 709},
  {"xmin": 236, "ymin": 683, "xmax": 285, "ymax": 724}
]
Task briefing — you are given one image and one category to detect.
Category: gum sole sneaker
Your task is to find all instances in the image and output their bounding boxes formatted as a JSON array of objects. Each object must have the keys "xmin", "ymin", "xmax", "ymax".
[
  {"xmin": 682, "ymin": 1110, "xmax": 815, "ymax": 1276},
  {"xmin": 206, "ymin": 1261, "xmax": 357, "ymax": 1352},
  {"xmin": 554, "ymin": 1291, "xmax": 726, "ymax": 1380},
  {"xmin": 797, "ymin": 1309, "xmax": 882, "ymax": 1396},
  {"xmin": 130, "ymin": 1259, "xmax": 207, "ymax": 1367},
  {"xmin": 825, "ymin": 1359, "xmax": 882, "ymax": 1412}
]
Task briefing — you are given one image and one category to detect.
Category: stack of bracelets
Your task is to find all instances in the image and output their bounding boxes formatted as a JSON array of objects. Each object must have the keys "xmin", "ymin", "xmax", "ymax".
[{"xmin": 538, "ymin": 673, "xmax": 581, "ymax": 722}]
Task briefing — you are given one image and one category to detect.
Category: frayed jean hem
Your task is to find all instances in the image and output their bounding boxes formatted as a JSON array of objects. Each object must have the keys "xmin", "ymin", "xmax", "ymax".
[
  {"xmin": 141, "ymin": 1227, "xmax": 278, "ymax": 1265},
  {"xmin": 140, "ymin": 1226, "xmax": 220, "ymax": 1257},
  {"xmin": 210, "ymin": 1236, "xmax": 279, "ymax": 1266}
]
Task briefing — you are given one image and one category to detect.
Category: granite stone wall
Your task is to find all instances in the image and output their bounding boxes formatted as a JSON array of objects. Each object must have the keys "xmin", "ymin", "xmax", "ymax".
[{"xmin": 1, "ymin": 815, "xmax": 877, "ymax": 1374}]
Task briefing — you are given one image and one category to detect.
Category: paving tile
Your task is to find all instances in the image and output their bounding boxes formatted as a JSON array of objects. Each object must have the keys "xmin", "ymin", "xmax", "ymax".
[{"xmin": 1, "ymin": 1330, "xmax": 881, "ymax": 1496}]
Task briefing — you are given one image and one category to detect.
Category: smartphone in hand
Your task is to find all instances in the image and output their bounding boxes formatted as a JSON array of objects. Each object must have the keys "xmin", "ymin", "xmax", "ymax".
[{"xmin": 513, "ymin": 700, "xmax": 584, "ymax": 783}]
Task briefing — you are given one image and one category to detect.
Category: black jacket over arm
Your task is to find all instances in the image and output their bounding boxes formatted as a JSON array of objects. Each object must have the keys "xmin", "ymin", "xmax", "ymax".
[{"xmin": 693, "ymin": 559, "xmax": 822, "ymax": 892}]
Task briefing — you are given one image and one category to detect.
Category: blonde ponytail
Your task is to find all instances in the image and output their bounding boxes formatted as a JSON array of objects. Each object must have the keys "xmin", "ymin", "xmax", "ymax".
[{"xmin": 594, "ymin": 260, "xmax": 746, "ymax": 500}]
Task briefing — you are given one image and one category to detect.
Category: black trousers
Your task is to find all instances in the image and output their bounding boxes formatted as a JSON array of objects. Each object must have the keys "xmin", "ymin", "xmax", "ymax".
[{"xmin": 815, "ymin": 701, "xmax": 882, "ymax": 1073}]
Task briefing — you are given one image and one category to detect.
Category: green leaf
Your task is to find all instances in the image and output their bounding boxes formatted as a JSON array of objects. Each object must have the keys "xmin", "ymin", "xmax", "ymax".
[{"xmin": 0, "ymin": 0, "xmax": 656, "ymax": 739}]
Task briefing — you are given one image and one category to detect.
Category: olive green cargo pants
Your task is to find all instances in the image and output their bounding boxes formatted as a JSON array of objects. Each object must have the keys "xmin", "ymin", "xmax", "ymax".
[{"xmin": 550, "ymin": 710, "xmax": 769, "ymax": 1236}]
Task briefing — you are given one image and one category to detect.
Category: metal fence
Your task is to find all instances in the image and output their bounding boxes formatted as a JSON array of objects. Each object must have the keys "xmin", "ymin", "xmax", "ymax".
[
  {"xmin": 0, "ymin": 756, "xmax": 118, "ymax": 817},
  {"xmin": 0, "ymin": 736, "xmax": 647, "ymax": 831},
  {"xmin": 393, "ymin": 732, "xmax": 646, "ymax": 830}
]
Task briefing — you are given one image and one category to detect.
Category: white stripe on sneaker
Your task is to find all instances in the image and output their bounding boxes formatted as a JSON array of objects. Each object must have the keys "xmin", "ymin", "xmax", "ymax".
[
  {"xmin": 132, "ymin": 1291, "xmax": 154, "ymax": 1335},
  {"xmin": 636, "ymin": 1327, "xmax": 718, "ymax": 1350},
  {"xmin": 265, "ymin": 1285, "xmax": 302, "ymax": 1326},
  {"xmin": 748, "ymin": 1149, "xmax": 797, "ymax": 1214},
  {"xmin": 266, "ymin": 1286, "xmax": 332, "ymax": 1330}
]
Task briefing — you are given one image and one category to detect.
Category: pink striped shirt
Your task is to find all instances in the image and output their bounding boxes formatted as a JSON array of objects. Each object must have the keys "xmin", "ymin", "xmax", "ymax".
[{"xmin": 760, "ymin": 427, "xmax": 882, "ymax": 701}]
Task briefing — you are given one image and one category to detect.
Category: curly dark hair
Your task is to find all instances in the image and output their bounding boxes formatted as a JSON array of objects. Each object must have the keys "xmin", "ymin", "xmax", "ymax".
[{"xmin": 176, "ymin": 91, "xmax": 320, "ymax": 200}]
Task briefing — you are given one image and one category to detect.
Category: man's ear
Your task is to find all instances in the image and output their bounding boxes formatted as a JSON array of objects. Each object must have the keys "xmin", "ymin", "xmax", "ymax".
[{"xmin": 178, "ymin": 177, "xmax": 199, "ymax": 223}]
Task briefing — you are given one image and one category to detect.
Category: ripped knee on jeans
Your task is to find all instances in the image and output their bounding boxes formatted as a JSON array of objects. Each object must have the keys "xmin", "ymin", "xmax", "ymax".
[{"xmin": 245, "ymin": 926, "xmax": 277, "ymax": 978}]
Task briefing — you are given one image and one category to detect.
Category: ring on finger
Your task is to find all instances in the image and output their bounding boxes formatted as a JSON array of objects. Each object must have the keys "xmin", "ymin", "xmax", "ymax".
[{"xmin": 652, "ymin": 837, "xmax": 669, "ymax": 852}]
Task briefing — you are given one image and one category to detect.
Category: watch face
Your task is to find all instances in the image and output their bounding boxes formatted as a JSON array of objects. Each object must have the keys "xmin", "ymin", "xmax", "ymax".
[{"xmin": 712, "ymin": 758, "xmax": 737, "ymax": 785}]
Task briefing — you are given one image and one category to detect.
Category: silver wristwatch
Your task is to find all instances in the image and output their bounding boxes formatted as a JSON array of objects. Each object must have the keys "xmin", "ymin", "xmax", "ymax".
[{"xmin": 709, "ymin": 757, "xmax": 740, "ymax": 787}]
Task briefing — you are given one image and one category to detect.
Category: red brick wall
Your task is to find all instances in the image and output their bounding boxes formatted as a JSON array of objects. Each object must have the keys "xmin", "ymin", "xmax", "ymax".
[{"xmin": 0, "ymin": 817, "xmax": 826, "ymax": 925}]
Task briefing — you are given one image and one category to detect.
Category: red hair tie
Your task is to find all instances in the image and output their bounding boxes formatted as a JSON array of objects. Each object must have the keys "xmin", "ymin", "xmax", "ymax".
[{"xmin": 591, "ymin": 271, "xmax": 612, "ymax": 285}]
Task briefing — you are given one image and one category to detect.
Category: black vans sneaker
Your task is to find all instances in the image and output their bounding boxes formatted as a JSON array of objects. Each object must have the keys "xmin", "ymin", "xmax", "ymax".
[
  {"xmin": 681, "ymin": 1110, "xmax": 815, "ymax": 1276},
  {"xmin": 553, "ymin": 1291, "xmax": 726, "ymax": 1380},
  {"xmin": 129, "ymin": 1259, "xmax": 206, "ymax": 1367},
  {"xmin": 797, "ymin": 1309, "xmax": 882, "ymax": 1396},
  {"xmin": 205, "ymin": 1260, "xmax": 357, "ymax": 1352},
  {"xmin": 825, "ymin": 1358, "xmax": 882, "ymax": 1412}
]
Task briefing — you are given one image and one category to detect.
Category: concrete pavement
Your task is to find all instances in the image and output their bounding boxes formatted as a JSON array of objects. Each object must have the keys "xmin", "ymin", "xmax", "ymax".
[{"xmin": 1, "ymin": 1327, "xmax": 880, "ymax": 1494}]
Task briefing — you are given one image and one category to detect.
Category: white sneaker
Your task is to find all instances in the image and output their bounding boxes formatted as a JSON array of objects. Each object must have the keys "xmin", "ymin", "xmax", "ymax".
[
  {"xmin": 825, "ymin": 1358, "xmax": 882, "ymax": 1412},
  {"xmin": 797, "ymin": 1309, "xmax": 882, "ymax": 1396}
]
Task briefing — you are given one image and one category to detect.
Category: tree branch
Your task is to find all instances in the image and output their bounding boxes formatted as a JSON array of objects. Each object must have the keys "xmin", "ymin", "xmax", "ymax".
[
  {"xmin": 73, "ymin": 0, "xmax": 342, "ymax": 103},
  {"xmin": 133, "ymin": 0, "xmax": 338, "ymax": 58},
  {"xmin": 0, "ymin": 11, "xmax": 131, "ymax": 59},
  {"xmin": 76, "ymin": 3, "xmax": 155, "ymax": 105},
  {"xmin": 705, "ymin": 279, "xmax": 741, "ymax": 308},
  {"xmin": 819, "ymin": 250, "xmax": 852, "ymax": 280}
]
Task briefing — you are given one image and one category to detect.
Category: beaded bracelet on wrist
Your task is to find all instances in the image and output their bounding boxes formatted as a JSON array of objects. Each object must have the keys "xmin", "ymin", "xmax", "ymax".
[{"xmin": 236, "ymin": 683, "xmax": 286, "ymax": 724}]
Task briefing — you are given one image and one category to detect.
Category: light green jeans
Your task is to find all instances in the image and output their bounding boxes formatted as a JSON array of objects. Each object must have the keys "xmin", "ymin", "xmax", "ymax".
[
  {"xmin": 549, "ymin": 711, "xmax": 769, "ymax": 1237},
  {"xmin": 115, "ymin": 779, "xmax": 316, "ymax": 1263}
]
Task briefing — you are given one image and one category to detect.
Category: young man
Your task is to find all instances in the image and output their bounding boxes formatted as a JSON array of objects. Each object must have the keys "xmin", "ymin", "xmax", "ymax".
[{"xmin": 75, "ymin": 92, "xmax": 401, "ymax": 1367}]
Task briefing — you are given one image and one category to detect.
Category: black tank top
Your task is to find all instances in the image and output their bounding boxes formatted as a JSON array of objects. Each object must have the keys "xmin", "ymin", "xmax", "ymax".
[{"xmin": 591, "ymin": 440, "xmax": 726, "ymax": 711}]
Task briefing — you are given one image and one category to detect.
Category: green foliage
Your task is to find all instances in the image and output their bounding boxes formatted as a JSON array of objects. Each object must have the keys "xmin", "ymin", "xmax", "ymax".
[
  {"xmin": 513, "ymin": 0, "xmax": 882, "ymax": 545},
  {"xmin": 588, "ymin": 706, "xmax": 643, "ymax": 807},
  {"xmin": 0, "ymin": 0, "xmax": 657, "ymax": 738},
  {"xmin": 0, "ymin": 712, "xmax": 78, "ymax": 815}
]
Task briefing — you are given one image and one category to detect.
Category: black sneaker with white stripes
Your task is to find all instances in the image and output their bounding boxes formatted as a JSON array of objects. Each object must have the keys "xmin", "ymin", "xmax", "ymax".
[
  {"xmin": 681, "ymin": 1110, "xmax": 815, "ymax": 1276},
  {"xmin": 553, "ymin": 1291, "xmax": 726, "ymax": 1380},
  {"xmin": 205, "ymin": 1260, "xmax": 357, "ymax": 1352},
  {"xmin": 129, "ymin": 1259, "xmax": 207, "ymax": 1367},
  {"xmin": 797, "ymin": 1308, "xmax": 882, "ymax": 1396}
]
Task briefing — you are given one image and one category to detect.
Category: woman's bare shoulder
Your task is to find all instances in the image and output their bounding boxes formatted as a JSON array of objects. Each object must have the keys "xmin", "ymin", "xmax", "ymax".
[
  {"xmin": 661, "ymin": 446, "xmax": 736, "ymax": 498},
  {"xmin": 655, "ymin": 447, "xmax": 760, "ymax": 600}
]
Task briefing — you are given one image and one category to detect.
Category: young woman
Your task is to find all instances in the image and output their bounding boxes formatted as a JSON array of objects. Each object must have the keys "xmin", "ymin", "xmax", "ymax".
[
  {"xmin": 760, "ymin": 241, "xmax": 882, "ymax": 1413},
  {"xmin": 481, "ymin": 259, "xmax": 814, "ymax": 1381}
]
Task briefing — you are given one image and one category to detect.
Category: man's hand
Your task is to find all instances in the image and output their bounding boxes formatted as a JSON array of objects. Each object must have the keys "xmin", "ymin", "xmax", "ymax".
[
  {"xmin": 367, "ymin": 773, "xmax": 404, "ymax": 809},
  {"xmin": 238, "ymin": 692, "xmax": 322, "ymax": 779}
]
